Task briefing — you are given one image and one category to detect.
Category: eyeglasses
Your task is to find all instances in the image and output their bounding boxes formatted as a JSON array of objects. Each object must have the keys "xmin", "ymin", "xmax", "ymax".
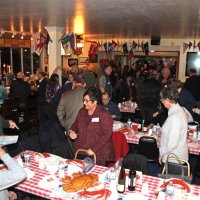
[{"xmin": 83, "ymin": 99, "xmax": 92, "ymax": 104}]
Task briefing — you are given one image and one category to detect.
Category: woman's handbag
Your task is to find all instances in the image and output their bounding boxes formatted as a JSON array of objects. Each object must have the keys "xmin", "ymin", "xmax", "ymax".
[{"xmin": 158, "ymin": 153, "xmax": 192, "ymax": 183}]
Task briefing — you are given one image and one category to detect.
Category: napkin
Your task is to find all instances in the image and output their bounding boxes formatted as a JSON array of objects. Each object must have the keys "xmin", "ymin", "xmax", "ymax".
[
  {"xmin": 24, "ymin": 168, "xmax": 35, "ymax": 179},
  {"xmin": 123, "ymin": 193, "xmax": 148, "ymax": 200}
]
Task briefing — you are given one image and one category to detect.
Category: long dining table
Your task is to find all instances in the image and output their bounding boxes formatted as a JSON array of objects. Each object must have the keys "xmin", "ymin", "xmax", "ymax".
[
  {"xmin": 113, "ymin": 128, "xmax": 200, "ymax": 155},
  {"xmin": 4, "ymin": 151, "xmax": 198, "ymax": 200}
]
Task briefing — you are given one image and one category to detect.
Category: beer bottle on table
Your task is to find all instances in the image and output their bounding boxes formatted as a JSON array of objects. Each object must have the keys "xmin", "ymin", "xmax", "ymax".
[
  {"xmin": 128, "ymin": 163, "xmax": 136, "ymax": 191},
  {"xmin": 117, "ymin": 165, "xmax": 126, "ymax": 193}
]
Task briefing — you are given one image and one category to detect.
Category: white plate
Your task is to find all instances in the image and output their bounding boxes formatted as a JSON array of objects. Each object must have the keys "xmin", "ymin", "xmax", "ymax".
[{"xmin": 38, "ymin": 175, "xmax": 60, "ymax": 190}]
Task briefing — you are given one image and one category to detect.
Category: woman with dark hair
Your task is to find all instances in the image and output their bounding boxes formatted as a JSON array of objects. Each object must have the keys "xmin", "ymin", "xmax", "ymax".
[
  {"xmin": 118, "ymin": 73, "xmax": 137, "ymax": 103},
  {"xmin": 159, "ymin": 86, "xmax": 188, "ymax": 164},
  {"xmin": 45, "ymin": 73, "xmax": 60, "ymax": 103},
  {"xmin": 68, "ymin": 87, "xmax": 115, "ymax": 166}
]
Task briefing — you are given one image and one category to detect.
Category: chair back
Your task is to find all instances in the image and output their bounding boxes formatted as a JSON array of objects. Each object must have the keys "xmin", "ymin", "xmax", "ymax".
[
  {"xmin": 74, "ymin": 149, "xmax": 96, "ymax": 164},
  {"xmin": 194, "ymin": 153, "xmax": 200, "ymax": 177},
  {"xmin": 162, "ymin": 155, "xmax": 190, "ymax": 177},
  {"xmin": 123, "ymin": 153, "xmax": 148, "ymax": 175},
  {"xmin": 2, "ymin": 97, "xmax": 20, "ymax": 122},
  {"xmin": 112, "ymin": 131, "xmax": 129, "ymax": 161},
  {"xmin": 138, "ymin": 136, "xmax": 159, "ymax": 162}
]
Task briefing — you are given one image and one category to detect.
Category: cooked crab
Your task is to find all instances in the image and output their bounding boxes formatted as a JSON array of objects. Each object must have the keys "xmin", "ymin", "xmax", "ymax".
[{"xmin": 62, "ymin": 172, "xmax": 99, "ymax": 192}]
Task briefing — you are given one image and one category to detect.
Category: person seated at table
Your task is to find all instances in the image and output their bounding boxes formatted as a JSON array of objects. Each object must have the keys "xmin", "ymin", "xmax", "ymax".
[
  {"xmin": 68, "ymin": 87, "xmax": 115, "ymax": 166},
  {"xmin": 117, "ymin": 73, "xmax": 137, "ymax": 103},
  {"xmin": 102, "ymin": 92, "xmax": 121, "ymax": 121},
  {"xmin": 0, "ymin": 146, "xmax": 27, "ymax": 200},
  {"xmin": 159, "ymin": 86, "xmax": 188, "ymax": 165}
]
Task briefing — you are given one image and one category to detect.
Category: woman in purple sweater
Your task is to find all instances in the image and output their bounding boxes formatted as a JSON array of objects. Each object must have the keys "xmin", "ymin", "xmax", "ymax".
[{"xmin": 68, "ymin": 87, "xmax": 115, "ymax": 166}]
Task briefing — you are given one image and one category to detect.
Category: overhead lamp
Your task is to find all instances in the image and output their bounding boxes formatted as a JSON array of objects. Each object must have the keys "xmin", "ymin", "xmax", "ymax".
[{"xmin": 76, "ymin": 42, "xmax": 84, "ymax": 48}]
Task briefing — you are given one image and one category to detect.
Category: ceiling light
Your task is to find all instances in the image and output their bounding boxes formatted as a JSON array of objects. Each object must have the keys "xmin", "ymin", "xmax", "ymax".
[{"xmin": 77, "ymin": 42, "xmax": 84, "ymax": 48}]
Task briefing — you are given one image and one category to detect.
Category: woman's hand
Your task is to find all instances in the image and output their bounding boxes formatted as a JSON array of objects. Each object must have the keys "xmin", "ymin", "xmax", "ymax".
[
  {"xmin": 68, "ymin": 130, "xmax": 77, "ymax": 140},
  {"xmin": 86, "ymin": 149, "xmax": 95, "ymax": 156},
  {"xmin": 8, "ymin": 191, "xmax": 17, "ymax": 200},
  {"xmin": 9, "ymin": 120, "xmax": 19, "ymax": 130},
  {"xmin": 159, "ymin": 156, "xmax": 163, "ymax": 165},
  {"xmin": 0, "ymin": 147, "xmax": 6, "ymax": 157}
]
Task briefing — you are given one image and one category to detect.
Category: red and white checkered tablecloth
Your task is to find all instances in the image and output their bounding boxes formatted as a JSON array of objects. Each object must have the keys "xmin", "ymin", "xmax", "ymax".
[
  {"xmin": 119, "ymin": 105, "xmax": 135, "ymax": 113},
  {"xmin": 125, "ymin": 132, "xmax": 200, "ymax": 155},
  {"xmin": 14, "ymin": 152, "xmax": 200, "ymax": 200}
]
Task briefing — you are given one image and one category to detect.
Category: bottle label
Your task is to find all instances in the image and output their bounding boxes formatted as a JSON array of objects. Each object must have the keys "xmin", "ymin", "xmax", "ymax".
[
  {"xmin": 117, "ymin": 184, "xmax": 125, "ymax": 193},
  {"xmin": 128, "ymin": 177, "xmax": 136, "ymax": 187}
]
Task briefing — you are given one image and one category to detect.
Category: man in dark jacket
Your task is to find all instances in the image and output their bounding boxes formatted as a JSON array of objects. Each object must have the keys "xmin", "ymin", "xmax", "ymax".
[
  {"xmin": 10, "ymin": 71, "xmax": 32, "ymax": 109},
  {"xmin": 184, "ymin": 68, "xmax": 200, "ymax": 103},
  {"xmin": 36, "ymin": 70, "xmax": 47, "ymax": 124}
]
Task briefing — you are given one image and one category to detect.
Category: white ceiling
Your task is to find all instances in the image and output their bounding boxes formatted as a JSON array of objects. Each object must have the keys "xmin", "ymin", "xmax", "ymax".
[{"xmin": 0, "ymin": 0, "xmax": 200, "ymax": 39}]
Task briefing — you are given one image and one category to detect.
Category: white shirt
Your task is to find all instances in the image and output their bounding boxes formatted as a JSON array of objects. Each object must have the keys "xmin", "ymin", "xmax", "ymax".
[{"xmin": 160, "ymin": 103, "xmax": 188, "ymax": 163}]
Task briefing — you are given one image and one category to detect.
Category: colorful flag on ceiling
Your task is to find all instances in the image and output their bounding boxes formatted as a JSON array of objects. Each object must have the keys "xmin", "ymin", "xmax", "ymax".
[
  {"xmin": 33, "ymin": 32, "xmax": 47, "ymax": 56},
  {"xmin": 183, "ymin": 43, "xmax": 189, "ymax": 54}
]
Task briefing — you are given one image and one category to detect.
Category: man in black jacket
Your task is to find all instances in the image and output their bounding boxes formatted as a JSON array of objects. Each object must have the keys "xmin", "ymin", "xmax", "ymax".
[
  {"xmin": 36, "ymin": 70, "xmax": 47, "ymax": 124},
  {"xmin": 184, "ymin": 68, "xmax": 200, "ymax": 104},
  {"xmin": 10, "ymin": 71, "xmax": 32, "ymax": 109}
]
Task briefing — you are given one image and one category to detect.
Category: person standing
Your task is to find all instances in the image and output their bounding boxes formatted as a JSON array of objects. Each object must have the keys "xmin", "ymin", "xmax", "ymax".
[
  {"xmin": 68, "ymin": 87, "xmax": 115, "ymax": 166},
  {"xmin": 10, "ymin": 71, "xmax": 32, "ymax": 109},
  {"xmin": 159, "ymin": 86, "xmax": 188, "ymax": 164},
  {"xmin": 98, "ymin": 65, "xmax": 113, "ymax": 98},
  {"xmin": 36, "ymin": 70, "xmax": 48, "ymax": 124},
  {"xmin": 57, "ymin": 75, "xmax": 86, "ymax": 132}
]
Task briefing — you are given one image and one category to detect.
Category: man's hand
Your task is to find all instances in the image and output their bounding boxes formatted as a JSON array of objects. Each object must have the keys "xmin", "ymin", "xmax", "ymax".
[
  {"xmin": 86, "ymin": 149, "xmax": 95, "ymax": 156},
  {"xmin": 0, "ymin": 147, "xmax": 6, "ymax": 157},
  {"xmin": 9, "ymin": 120, "xmax": 19, "ymax": 130},
  {"xmin": 68, "ymin": 130, "xmax": 77, "ymax": 140},
  {"xmin": 153, "ymin": 112, "xmax": 159, "ymax": 118}
]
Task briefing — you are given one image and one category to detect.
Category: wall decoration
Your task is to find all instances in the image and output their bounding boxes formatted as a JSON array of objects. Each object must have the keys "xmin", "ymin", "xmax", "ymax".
[{"xmin": 68, "ymin": 58, "xmax": 78, "ymax": 67}]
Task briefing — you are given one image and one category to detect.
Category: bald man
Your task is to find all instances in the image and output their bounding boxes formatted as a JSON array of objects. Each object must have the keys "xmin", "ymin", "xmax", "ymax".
[{"xmin": 10, "ymin": 71, "xmax": 32, "ymax": 109}]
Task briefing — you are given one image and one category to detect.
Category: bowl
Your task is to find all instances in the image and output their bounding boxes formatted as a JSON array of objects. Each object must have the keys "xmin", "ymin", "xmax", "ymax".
[{"xmin": 46, "ymin": 165, "xmax": 58, "ymax": 174}]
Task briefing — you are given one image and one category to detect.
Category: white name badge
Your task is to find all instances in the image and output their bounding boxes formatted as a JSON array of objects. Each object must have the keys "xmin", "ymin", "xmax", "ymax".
[{"xmin": 91, "ymin": 117, "xmax": 99, "ymax": 122}]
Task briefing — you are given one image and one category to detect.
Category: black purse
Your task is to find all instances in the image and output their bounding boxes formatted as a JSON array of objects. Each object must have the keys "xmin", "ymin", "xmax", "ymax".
[{"xmin": 158, "ymin": 153, "xmax": 192, "ymax": 183}]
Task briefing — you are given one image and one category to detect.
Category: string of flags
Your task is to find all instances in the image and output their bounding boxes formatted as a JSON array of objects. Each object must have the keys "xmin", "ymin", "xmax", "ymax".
[
  {"xmin": 183, "ymin": 40, "xmax": 200, "ymax": 53},
  {"xmin": 86, "ymin": 40, "xmax": 149, "ymax": 58}
]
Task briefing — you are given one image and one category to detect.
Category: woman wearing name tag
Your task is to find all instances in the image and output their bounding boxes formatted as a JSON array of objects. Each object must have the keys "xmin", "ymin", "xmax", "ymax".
[{"xmin": 68, "ymin": 87, "xmax": 115, "ymax": 166}]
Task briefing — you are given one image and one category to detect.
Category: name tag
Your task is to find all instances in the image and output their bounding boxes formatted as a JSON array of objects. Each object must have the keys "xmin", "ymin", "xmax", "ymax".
[{"xmin": 91, "ymin": 117, "xmax": 99, "ymax": 122}]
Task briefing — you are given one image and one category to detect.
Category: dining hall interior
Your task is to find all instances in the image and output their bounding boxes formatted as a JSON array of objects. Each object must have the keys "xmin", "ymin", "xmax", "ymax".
[{"xmin": 1, "ymin": 0, "xmax": 200, "ymax": 199}]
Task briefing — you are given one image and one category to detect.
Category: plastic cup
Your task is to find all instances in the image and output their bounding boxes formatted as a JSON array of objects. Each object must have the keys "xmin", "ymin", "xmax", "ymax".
[{"xmin": 132, "ymin": 123, "xmax": 138, "ymax": 132}]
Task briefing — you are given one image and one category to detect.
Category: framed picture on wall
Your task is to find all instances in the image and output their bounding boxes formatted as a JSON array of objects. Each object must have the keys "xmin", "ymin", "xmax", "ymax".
[
  {"xmin": 79, "ymin": 57, "xmax": 88, "ymax": 64},
  {"xmin": 68, "ymin": 58, "xmax": 78, "ymax": 67}
]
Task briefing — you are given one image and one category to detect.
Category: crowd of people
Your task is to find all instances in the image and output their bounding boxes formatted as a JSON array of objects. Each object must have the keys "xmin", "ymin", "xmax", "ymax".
[{"xmin": 1, "ymin": 58, "xmax": 200, "ymax": 198}]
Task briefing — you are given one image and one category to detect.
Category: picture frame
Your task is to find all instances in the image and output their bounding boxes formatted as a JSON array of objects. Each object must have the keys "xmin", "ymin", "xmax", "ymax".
[
  {"xmin": 68, "ymin": 58, "xmax": 78, "ymax": 67},
  {"xmin": 79, "ymin": 57, "xmax": 88, "ymax": 64}
]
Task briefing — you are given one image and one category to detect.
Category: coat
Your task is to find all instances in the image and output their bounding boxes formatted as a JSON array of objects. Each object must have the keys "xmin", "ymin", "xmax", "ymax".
[
  {"xmin": 57, "ymin": 86, "xmax": 86, "ymax": 132},
  {"xmin": 71, "ymin": 104, "xmax": 115, "ymax": 166}
]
